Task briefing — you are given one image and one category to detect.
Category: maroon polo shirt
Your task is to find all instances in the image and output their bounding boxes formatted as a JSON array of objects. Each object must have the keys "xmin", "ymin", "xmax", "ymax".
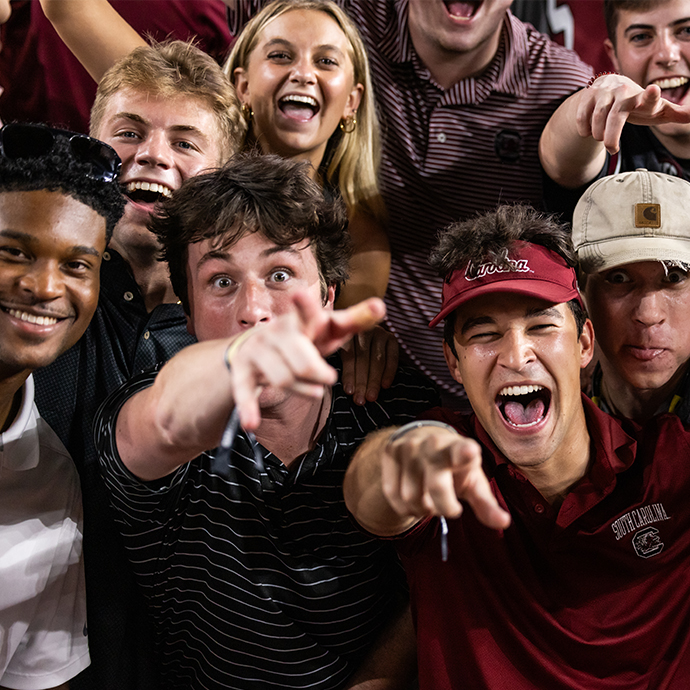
[{"xmin": 399, "ymin": 396, "xmax": 690, "ymax": 689}]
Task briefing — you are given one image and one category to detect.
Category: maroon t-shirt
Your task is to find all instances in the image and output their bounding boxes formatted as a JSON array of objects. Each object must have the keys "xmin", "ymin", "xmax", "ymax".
[
  {"xmin": 400, "ymin": 397, "xmax": 690, "ymax": 689},
  {"xmin": 0, "ymin": 0, "xmax": 232, "ymax": 133}
]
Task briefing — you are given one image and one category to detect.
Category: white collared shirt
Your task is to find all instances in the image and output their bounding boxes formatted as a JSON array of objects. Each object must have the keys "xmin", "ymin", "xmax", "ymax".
[{"xmin": 0, "ymin": 375, "xmax": 89, "ymax": 689}]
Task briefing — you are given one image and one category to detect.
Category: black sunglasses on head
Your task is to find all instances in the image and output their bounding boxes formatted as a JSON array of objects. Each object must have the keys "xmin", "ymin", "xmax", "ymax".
[{"xmin": 0, "ymin": 122, "xmax": 121, "ymax": 183}]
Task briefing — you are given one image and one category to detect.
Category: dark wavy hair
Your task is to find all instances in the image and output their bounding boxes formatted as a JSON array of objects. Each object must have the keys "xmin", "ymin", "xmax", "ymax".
[
  {"xmin": 0, "ymin": 132, "xmax": 125, "ymax": 242},
  {"xmin": 150, "ymin": 152, "xmax": 352, "ymax": 313},
  {"xmin": 429, "ymin": 204, "xmax": 586, "ymax": 355},
  {"xmin": 603, "ymin": 0, "xmax": 660, "ymax": 45}
]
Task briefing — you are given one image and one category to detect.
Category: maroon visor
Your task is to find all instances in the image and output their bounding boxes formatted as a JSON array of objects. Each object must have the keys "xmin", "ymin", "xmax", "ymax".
[{"xmin": 429, "ymin": 241, "xmax": 583, "ymax": 328}]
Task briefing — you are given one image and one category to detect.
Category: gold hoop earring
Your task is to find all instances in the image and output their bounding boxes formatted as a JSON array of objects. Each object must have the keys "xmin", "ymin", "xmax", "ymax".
[
  {"xmin": 339, "ymin": 112, "xmax": 357, "ymax": 134},
  {"xmin": 241, "ymin": 103, "xmax": 253, "ymax": 122}
]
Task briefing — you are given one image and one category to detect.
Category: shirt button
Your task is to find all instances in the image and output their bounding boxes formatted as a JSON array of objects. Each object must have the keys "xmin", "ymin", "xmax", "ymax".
[
  {"xmin": 437, "ymin": 132, "xmax": 447, "ymax": 143},
  {"xmin": 143, "ymin": 331, "xmax": 150, "ymax": 340},
  {"xmin": 534, "ymin": 504, "xmax": 545, "ymax": 514},
  {"xmin": 103, "ymin": 251, "xmax": 111, "ymax": 261},
  {"xmin": 124, "ymin": 291, "xmax": 134, "ymax": 302}
]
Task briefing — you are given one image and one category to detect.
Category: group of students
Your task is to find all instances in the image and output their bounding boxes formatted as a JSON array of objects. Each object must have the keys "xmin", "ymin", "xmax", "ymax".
[{"xmin": 2, "ymin": 0, "xmax": 690, "ymax": 689}]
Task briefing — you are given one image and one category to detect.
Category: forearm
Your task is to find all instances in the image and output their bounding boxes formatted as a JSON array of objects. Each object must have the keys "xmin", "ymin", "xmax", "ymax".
[
  {"xmin": 39, "ymin": 0, "xmax": 145, "ymax": 82},
  {"xmin": 0, "ymin": 0, "xmax": 11, "ymax": 24},
  {"xmin": 337, "ymin": 250, "xmax": 390, "ymax": 307},
  {"xmin": 343, "ymin": 428, "xmax": 418, "ymax": 537},
  {"xmin": 337, "ymin": 211, "xmax": 390, "ymax": 308},
  {"xmin": 539, "ymin": 90, "xmax": 607, "ymax": 190},
  {"xmin": 117, "ymin": 338, "xmax": 235, "ymax": 480},
  {"xmin": 344, "ymin": 602, "xmax": 417, "ymax": 690}
]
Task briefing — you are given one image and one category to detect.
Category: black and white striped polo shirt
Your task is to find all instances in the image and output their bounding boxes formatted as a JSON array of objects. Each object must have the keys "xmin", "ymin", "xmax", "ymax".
[{"xmin": 95, "ymin": 362, "xmax": 437, "ymax": 689}]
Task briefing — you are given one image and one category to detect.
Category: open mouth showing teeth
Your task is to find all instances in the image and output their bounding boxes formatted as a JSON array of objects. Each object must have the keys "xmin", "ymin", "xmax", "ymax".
[
  {"xmin": 443, "ymin": 0, "xmax": 481, "ymax": 19},
  {"xmin": 125, "ymin": 181, "xmax": 173, "ymax": 204},
  {"xmin": 7, "ymin": 308, "xmax": 58, "ymax": 326},
  {"xmin": 497, "ymin": 384, "xmax": 550, "ymax": 428},
  {"xmin": 279, "ymin": 94, "xmax": 320, "ymax": 119},
  {"xmin": 652, "ymin": 76, "xmax": 690, "ymax": 104}
]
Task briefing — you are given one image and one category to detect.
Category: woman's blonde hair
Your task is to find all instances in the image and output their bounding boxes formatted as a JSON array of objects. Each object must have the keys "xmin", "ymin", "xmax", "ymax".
[{"xmin": 224, "ymin": 0, "xmax": 384, "ymax": 221}]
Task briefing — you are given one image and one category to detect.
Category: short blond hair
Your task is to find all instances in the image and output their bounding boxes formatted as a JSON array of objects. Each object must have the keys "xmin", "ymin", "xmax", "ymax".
[
  {"xmin": 224, "ymin": 0, "xmax": 384, "ymax": 222},
  {"xmin": 91, "ymin": 39, "xmax": 244, "ymax": 161}
]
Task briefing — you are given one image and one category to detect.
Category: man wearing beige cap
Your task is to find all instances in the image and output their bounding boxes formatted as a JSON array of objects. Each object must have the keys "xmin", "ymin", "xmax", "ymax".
[{"xmin": 573, "ymin": 168, "xmax": 690, "ymax": 422}]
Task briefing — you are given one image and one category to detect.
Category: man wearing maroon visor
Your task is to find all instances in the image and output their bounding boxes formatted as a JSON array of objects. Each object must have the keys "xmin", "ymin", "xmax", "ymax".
[{"xmin": 344, "ymin": 204, "xmax": 690, "ymax": 689}]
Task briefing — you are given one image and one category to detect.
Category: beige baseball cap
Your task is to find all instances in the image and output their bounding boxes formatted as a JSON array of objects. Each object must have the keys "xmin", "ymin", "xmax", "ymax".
[{"xmin": 572, "ymin": 169, "xmax": 690, "ymax": 274}]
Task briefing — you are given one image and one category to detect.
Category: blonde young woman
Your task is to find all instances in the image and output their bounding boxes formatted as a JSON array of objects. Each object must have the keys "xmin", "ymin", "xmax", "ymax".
[{"xmin": 39, "ymin": 0, "xmax": 390, "ymax": 309}]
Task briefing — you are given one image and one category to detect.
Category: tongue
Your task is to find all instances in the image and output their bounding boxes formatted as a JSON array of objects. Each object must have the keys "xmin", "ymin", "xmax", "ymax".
[
  {"xmin": 445, "ymin": 1, "xmax": 477, "ymax": 18},
  {"xmin": 504, "ymin": 398, "xmax": 545, "ymax": 426},
  {"xmin": 281, "ymin": 103, "xmax": 315, "ymax": 121},
  {"xmin": 661, "ymin": 85, "xmax": 688, "ymax": 105}
]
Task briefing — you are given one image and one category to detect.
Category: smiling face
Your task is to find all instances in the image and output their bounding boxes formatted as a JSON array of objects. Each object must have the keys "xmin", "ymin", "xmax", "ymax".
[
  {"xmin": 444, "ymin": 293, "xmax": 594, "ymax": 471},
  {"xmin": 0, "ymin": 190, "xmax": 106, "ymax": 378},
  {"xmin": 584, "ymin": 260, "xmax": 690, "ymax": 407},
  {"xmin": 233, "ymin": 8, "xmax": 363, "ymax": 170},
  {"xmin": 94, "ymin": 88, "xmax": 224, "ymax": 257},
  {"xmin": 407, "ymin": 0, "xmax": 512, "ymax": 76},
  {"xmin": 607, "ymin": 0, "xmax": 690, "ymax": 138}
]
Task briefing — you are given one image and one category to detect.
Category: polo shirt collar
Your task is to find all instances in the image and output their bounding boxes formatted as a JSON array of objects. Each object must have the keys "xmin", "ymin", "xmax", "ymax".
[
  {"xmin": 384, "ymin": 3, "xmax": 530, "ymax": 100},
  {"xmin": 0, "ymin": 375, "xmax": 40, "ymax": 471},
  {"xmin": 474, "ymin": 394, "xmax": 637, "ymax": 487}
]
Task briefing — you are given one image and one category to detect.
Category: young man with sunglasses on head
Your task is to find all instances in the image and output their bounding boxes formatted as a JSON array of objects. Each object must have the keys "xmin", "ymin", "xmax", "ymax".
[
  {"xmin": 32, "ymin": 42, "xmax": 241, "ymax": 690},
  {"xmin": 344, "ymin": 204, "xmax": 690, "ymax": 689},
  {"xmin": 93, "ymin": 153, "xmax": 437, "ymax": 690},
  {"xmin": 0, "ymin": 123, "xmax": 124, "ymax": 690}
]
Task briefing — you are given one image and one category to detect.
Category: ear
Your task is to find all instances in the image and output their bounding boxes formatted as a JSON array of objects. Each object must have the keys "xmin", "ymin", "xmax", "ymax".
[
  {"xmin": 185, "ymin": 312, "xmax": 196, "ymax": 337},
  {"xmin": 323, "ymin": 284, "xmax": 336, "ymax": 310},
  {"xmin": 443, "ymin": 340, "xmax": 463, "ymax": 385},
  {"xmin": 604, "ymin": 39, "xmax": 620, "ymax": 72},
  {"xmin": 579, "ymin": 318, "xmax": 595, "ymax": 369},
  {"xmin": 343, "ymin": 82, "xmax": 364, "ymax": 119},
  {"xmin": 234, "ymin": 67, "xmax": 250, "ymax": 105}
]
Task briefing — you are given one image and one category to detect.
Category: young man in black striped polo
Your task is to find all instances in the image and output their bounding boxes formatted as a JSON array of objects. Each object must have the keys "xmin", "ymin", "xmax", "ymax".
[{"xmin": 94, "ymin": 153, "xmax": 437, "ymax": 690}]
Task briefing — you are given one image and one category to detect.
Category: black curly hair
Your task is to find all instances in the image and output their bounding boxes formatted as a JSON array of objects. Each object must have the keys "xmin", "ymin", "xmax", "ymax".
[
  {"xmin": 150, "ymin": 152, "xmax": 352, "ymax": 314},
  {"xmin": 0, "ymin": 127, "xmax": 125, "ymax": 242}
]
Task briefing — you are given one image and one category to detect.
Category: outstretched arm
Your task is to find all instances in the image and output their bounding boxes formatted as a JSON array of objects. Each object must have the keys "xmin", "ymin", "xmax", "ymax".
[
  {"xmin": 39, "ymin": 0, "xmax": 145, "ymax": 82},
  {"xmin": 540, "ymin": 74, "xmax": 690, "ymax": 189},
  {"xmin": 0, "ymin": 0, "xmax": 11, "ymax": 24},
  {"xmin": 343, "ymin": 423, "xmax": 511, "ymax": 537},
  {"xmin": 116, "ymin": 292, "xmax": 385, "ymax": 481}
]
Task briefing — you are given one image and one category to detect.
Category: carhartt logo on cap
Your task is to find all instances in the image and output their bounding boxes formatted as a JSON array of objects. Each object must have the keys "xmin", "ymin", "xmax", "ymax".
[{"xmin": 635, "ymin": 203, "xmax": 661, "ymax": 228}]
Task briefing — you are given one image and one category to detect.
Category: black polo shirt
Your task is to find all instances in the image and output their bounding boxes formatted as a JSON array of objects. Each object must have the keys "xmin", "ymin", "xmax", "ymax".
[
  {"xmin": 34, "ymin": 248, "xmax": 195, "ymax": 690},
  {"xmin": 94, "ymin": 362, "xmax": 438, "ymax": 689}
]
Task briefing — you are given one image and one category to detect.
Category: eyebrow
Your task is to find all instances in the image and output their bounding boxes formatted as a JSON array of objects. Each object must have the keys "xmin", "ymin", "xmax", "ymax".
[
  {"xmin": 0, "ymin": 229, "xmax": 101, "ymax": 257},
  {"xmin": 111, "ymin": 112, "xmax": 208, "ymax": 137},
  {"xmin": 460, "ymin": 305, "xmax": 564, "ymax": 335},
  {"xmin": 525, "ymin": 306, "xmax": 564, "ymax": 320},
  {"xmin": 195, "ymin": 244, "xmax": 303, "ymax": 270},
  {"xmin": 624, "ymin": 17, "xmax": 690, "ymax": 35},
  {"xmin": 263, "ymin": 37, "xmax": 346, "ymax": 56}
]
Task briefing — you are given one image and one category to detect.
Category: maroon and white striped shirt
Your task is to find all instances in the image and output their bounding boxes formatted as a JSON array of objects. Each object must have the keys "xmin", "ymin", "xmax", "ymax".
[
  {"xmin": 342, "ymin": 2, "xmax": 592, "ymax": 397},
  {"xmin": 229, "ymin": 2, "xmax": 593, "ymax": 398}
]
